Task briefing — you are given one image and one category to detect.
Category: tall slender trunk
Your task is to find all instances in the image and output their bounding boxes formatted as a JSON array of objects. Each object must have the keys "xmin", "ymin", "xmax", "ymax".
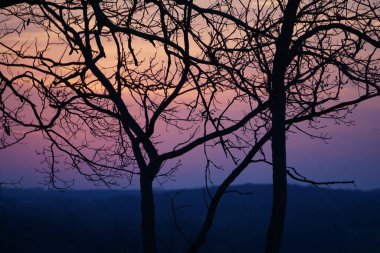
[
  {"xmin": 266, "ymin": 78, "xmax": 287, "ymax": 253},
  {"xmin": 265, "ymin": 1, "xmax": 300, "ymax": 252},
  {"xmin": 140, "ymin": 173, "xmax": 156, "ymax": 253}
]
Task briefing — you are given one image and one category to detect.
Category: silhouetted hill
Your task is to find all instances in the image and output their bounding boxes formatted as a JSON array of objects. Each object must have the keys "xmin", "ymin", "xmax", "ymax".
[{"xmin": 0, "ymin": 184, "xmax": 379, "ymax": 253}]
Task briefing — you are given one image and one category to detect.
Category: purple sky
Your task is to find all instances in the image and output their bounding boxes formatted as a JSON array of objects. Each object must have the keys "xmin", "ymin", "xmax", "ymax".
[{"xmin": 1, "ymin": 97, "xmax": 379, "ymax": 190}]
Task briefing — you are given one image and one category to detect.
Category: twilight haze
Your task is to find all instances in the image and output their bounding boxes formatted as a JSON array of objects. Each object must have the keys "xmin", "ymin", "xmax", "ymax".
[
  {"xmin": 0, "ymin": 1, "xmax": 380, "ymax": 191},
  {"xmin": 2, "ymin": 2, "xmax": 380, "ymax": 253},
  {"xmin": 1, "ymin": 97, "xmax": 379, "ymax": 190}
]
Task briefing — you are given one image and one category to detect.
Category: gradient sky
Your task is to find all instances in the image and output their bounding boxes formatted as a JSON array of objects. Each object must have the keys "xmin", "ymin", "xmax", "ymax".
[
  {"xmin": 1, "ymin": 96, "xmax": 379, "ymax": 190},
  {"xmin": 1, "ymin": 3, "xmax": 380, "ymax": 191}
]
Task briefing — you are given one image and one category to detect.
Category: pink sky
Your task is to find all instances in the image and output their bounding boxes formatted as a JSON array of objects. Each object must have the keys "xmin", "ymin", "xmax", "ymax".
[
  {"xmin": 1, "ymin": 2, "xmax": 380, "ymax": 191},
  {"xmin": 1, "ymin": 97, "xmax": 379, "ymax": 190}
]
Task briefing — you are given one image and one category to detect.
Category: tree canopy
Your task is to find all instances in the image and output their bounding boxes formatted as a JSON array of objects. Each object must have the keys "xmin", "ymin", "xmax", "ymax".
[{"xmin": 1, "ymin": 1, "xmax": 380, "ymax": 253}]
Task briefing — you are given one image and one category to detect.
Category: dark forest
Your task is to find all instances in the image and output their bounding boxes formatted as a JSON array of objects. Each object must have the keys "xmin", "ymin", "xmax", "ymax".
[{"xmin": 1, "ymin": 185, "xmax": 379, "ymax": 253}]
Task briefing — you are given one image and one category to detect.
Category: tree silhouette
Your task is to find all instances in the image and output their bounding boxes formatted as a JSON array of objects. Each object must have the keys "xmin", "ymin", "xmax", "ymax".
[
  {"xmin": 265, "ymin": 1, "xmax": 380, "ymax": 251},
  {"xmin": 0, "ymin": 1, "xmax": 269, "ymax": 252},
  {"xmin": 172, "ymin": 1, "xmax": 380, "ymax": 253},
  {"xmin": 1, "ymin": 1, "xmax": 380, "ymax": 253}
]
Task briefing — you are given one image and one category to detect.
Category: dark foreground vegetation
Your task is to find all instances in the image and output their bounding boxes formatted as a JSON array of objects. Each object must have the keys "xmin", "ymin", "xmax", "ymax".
[{"xmin": 0, "ymin": 184, "xmax": 379, "ymax": 253}]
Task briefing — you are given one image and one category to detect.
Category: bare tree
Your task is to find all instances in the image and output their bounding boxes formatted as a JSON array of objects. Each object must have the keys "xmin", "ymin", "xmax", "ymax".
[
  {"xmin": 265, "ymin": 1, "xmax": 380, "ymax": 252},
  {"xmin": 165, "ymin": 1, "xmax": 380, "ymax": 253},
  {"xmin": 0, "ymin": 1, "xmax": 269, "ymax": 252},
  {"xmin": 1, "ymin": 1, "xmax": 380, "ymax": 253}
]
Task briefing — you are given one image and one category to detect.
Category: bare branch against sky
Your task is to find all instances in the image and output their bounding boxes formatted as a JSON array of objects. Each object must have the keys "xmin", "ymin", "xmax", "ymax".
[{"xmin": 0, "ymin": 1, "xmax": 379, "ymax": 253}]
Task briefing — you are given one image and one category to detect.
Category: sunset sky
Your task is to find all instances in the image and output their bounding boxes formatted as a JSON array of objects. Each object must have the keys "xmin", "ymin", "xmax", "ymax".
[
  {"xmin": 2, "ymin": 4, "xmax": 380, "ymax": 253},
  {"xmin": 1, "ymin": 96, "xmax": 379, "ymax": 190},
  {"xmin": 1, "ymin": 1, "xmax": 380, "ymax": 191}
]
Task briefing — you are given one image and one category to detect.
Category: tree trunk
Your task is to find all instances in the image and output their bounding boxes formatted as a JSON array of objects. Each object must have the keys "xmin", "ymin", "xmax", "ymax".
[
  {"xmin": 265, "ymin": 1, "xmax": 300, "ymax": 252},
  {"xmin": 266, "ymin": 83, "xmax": 287, "ymax": 253},
  {"xmin": 140, "ymin": 174, "xmax": 157, "ymax": 253}
]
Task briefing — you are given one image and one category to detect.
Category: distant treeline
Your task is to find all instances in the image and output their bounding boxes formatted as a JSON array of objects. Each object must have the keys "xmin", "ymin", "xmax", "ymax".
[{"xmin": 0, "ymin": 184, "xmax": 379, "ymax": 253}]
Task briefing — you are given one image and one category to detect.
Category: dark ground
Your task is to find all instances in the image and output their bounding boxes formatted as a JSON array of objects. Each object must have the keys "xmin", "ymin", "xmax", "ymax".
[{"xmin": 0, "ymin": 184, "xmax": 379, "ymax": 253}]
